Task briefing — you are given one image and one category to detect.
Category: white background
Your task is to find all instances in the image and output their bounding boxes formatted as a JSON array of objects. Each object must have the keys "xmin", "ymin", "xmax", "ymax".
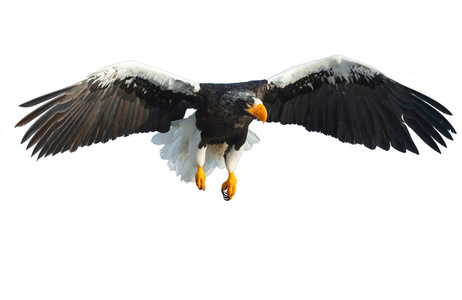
[{"xmin": 1, "ymin": 0, "xmax": 461, "ymax": 299}]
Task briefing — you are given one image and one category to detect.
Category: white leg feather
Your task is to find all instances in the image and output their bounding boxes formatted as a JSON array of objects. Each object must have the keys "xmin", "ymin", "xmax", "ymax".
[
  {"xmin": 196, "ymin": 145, "xmax": 207, "ymax": 167},
  {"xmin": 225, "ymin": 145, "xmax": 243, "ymax": 173}
]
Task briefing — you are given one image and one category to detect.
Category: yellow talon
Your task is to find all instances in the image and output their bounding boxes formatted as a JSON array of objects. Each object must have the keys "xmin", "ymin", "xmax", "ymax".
[
  {"xmin": 195, "ymin": 166, "xmax": 206, "ymax": 190},
  {"xmin": 221, "ymin": 172, "xmax": 237, "ymax": 200}
]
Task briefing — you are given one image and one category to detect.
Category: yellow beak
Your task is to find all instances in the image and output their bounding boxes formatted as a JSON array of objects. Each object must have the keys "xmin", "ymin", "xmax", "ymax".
[{"xmin": 247, "ymin": 103, "xmax": 267, "ymax": 123}]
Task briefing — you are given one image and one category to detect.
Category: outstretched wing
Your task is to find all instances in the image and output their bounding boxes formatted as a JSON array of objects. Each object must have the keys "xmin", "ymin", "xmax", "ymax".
[
  {"xmin": 16, "ymin": 61, "xmax": 201, "ymax": 159},
  {"xmin": 263, "ymin": 55, "xmax": 456, "ymax": 154}
]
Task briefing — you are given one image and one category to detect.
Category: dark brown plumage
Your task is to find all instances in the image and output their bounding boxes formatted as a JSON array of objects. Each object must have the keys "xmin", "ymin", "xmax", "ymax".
[{"xmin": 263, "ymin": 70, "xmax": 455, "ymax": 154}]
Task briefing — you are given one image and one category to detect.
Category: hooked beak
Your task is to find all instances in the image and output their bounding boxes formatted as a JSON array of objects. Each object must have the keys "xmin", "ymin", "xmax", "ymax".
[{"xmin": 247, "ymin": 103, "xmax": 267, "ymax": 123}]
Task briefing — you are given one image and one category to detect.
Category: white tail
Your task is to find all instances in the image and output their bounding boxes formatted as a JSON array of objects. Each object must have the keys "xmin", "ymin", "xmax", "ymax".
[{"xmin": 152, "ymin": 113, "xmax": 260, "ymax": 182}]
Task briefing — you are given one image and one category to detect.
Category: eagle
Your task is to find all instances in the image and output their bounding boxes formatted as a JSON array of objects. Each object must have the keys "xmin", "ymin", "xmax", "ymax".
[{"xmin": 16, "ymin": 55, "xmax": 456, "ymax": 200}]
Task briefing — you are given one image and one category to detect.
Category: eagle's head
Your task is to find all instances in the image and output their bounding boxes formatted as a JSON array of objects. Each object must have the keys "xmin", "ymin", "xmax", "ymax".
[{"xmin": 222, "ymin": 91, "xmax": 267, "ymax": 123}]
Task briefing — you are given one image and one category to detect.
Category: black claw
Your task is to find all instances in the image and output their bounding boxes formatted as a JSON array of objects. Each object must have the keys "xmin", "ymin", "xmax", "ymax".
[{"xmin": 221, "ymin": 189, "xmax": 230, "ymax": 201}]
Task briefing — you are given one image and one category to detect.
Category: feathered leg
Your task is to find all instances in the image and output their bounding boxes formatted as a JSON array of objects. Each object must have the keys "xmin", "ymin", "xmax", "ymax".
[
  {"xmin": 221, "ymin": 146, "xmax": 243, "ymax": 200},
  {"xmin": 195, "ymin": 145, "xmax": 207, "ymax": 190}
]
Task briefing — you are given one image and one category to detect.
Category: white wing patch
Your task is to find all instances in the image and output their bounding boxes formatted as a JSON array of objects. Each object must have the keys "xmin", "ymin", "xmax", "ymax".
[
  {"xmin": 88, "ymin": 61, "xmax": 201, "ymax": 95},
  {"xmin": 267, "ymin": 55, "xmax": 381, "ymax": 88}
]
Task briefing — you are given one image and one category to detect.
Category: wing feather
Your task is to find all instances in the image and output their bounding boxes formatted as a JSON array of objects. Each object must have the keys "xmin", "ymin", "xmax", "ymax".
[
  {"xmin": 16, "ymin": 61, "xmax": 201, "ymax": 158},
  {"xmin": 264, "ymin": 55, "xmax": 455, "ymax": 153}
]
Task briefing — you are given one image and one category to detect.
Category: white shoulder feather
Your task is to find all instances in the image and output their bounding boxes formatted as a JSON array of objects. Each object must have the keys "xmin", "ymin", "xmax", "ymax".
[
  {"xmin": 267, "ymin": 55, "xmax": 381, "ymax": 88},
  {"xmin": 88, "ymin": 61, "xmax": 201, "ymax": 95}
]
